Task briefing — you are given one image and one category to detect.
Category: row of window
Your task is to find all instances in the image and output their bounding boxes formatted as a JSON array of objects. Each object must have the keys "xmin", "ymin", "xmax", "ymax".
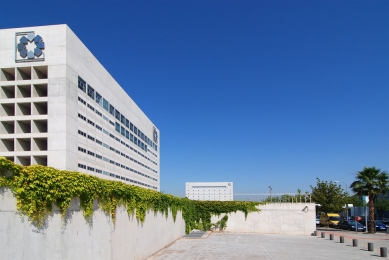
[
  {"xmin": 79, "ymin": 115, "xmax": 156, "ymax": 169},
  {"xmin": 78, "ymin": 145, "xmax": 157, "ymax": 182},
  {"xmin": 77, "ymin": 109, "xmax": 158, "ymax": 166},
  {"xmin": 77, "ymin": 128, "xmax": 158, "ymax": 176},
  {"xmin": 77, "ymin": 163, "xmax": 157, "ymax": 190},
  {"xmin": 78, "ymin": 76, "xmax": 158, "ymax": 152},
  {"xmin": 84, "ymin": 97, "xmax": 149, "ymax": 153}
]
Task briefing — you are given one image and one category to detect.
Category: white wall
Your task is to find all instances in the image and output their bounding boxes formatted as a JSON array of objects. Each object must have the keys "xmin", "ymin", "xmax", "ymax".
[
  {"xmin": 0, "ymin": 188, "xmax": 185, "ymax": 260},
  {"xmin": 211, "ymin": 203, "xmax": 316, "ymax": 235}
]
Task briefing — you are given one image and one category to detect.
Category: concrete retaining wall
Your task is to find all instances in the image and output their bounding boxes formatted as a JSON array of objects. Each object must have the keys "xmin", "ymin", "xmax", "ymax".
[
  {"xmin": 0, "ymin": 188, "xmax": 185, "ymax": 260},
  {"xmin": 211, "ymin": 203, "xmax": 316, "ymax": 235},
  {"xmin": 0, "ymin": 188, "xmax": 316, "ymax": 260}
]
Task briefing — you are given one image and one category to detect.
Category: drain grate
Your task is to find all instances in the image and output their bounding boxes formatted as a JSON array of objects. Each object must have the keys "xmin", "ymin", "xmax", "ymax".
[{"xmin": 182, "ymin": 230, "xmax": 207, "ymax": 239}]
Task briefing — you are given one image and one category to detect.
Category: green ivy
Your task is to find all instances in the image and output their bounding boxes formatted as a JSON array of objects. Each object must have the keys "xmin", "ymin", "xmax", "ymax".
[{"xmin": 0, "ymin": 157, "xmax": 261, "ymax": 232}]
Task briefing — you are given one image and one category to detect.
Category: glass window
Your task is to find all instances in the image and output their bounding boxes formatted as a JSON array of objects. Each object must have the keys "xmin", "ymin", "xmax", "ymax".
[
  {"xmin": 134, "ymin": 136, "xmax": 138, "ymax": 144},
  {"xmin": 115, "ymin": 122, "xmax": 120, "ymax": 133},
  {"xmin": 96, "ymin": 92, "xmax": 102, "ymax": 106},
  {"xmin": 87, "ymin": 85, "xmax": 95, "ymax": 99},
  {"xmin": 141, "ymin": 133, "xmax": 144, "ymax": 141},
  {"xmin": 130, "ymin": 123, "xmax": 133, "ymax": 131},
  {"xmin": 78, "ymin": 76, "xmax": 86, "ymax": 92},
  {"xmin": 134, "ymin": 126, "xmax": 137, "ymax": 134},
  {"xmin": 130, "ymin": 133, "xmax": 134, "ymax": 142},
  {"xmin": 125, "ymin": 119, "xmax": 129, "ymax": 128},
  {"xmin": 109, "ymin": 104, "xmax": 115, "ymax": 116},
  {"xmin": 103, "ymin": 98, "xmax": 109, "ymax": 111},
  {"xmin": 121, "ymin": 126, "xmax": 125, "ymax": 136},
  {"xmin": 115, "ymin": 109, "xmax": 120, "ymax": 120},
  {"xmin": 121, "ymin": 115, "xmax": 125, "ymax": 124},
  {"xmin": 125, "ymin": 130, "xmax": 129, "ymax": 139}
]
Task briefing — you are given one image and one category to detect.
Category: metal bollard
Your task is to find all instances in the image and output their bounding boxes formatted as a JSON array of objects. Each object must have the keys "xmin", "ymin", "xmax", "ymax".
[
  {"xmin": 340, "ymin": 236, "xmax": 344, "ymax": 243},
  {"xmin": 321, "ymin": 232, "xmax": 325, "ymax": 238},
  {"xmin": 353, "ymin": 239, "xmax": 358, "ymax": 247},
  {"xmin": 330, "ymin": 234, "xmax": 334, "ymax": 240},
  {"xmin": 368, "ymin": 243, "xmax": 374, "ymax": 252},
  {"xmin": 381, "ymin": 247, "xmax": 387, "ymax": 258}
]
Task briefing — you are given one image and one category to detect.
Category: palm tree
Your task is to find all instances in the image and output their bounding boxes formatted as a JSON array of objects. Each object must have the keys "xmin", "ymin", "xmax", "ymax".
[{"xmin": 350, "ymin": 167, "xmax": 389, "ymax": 233}]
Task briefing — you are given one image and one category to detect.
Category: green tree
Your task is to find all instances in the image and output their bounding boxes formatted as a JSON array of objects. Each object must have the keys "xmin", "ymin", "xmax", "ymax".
[
  {"xmin": 346, "ymin": 195, "xmax": 366, "ymax": 207},
  {"xmin": 311, "ymin": 178, "xmax": 347, "ymax": 227},
  {"xmin": 374, "ymin": 198, "xmax": 389, "ymax": 219},
  {"xmin": 350, "ymin": 166, "xmax": 389, "ymax": 233}
]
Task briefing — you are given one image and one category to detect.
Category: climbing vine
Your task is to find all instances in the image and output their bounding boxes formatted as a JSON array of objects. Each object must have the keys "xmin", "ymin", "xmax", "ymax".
[{"xmin": 0, "ymin": 157, "xmax": 261, "ymax": 232}]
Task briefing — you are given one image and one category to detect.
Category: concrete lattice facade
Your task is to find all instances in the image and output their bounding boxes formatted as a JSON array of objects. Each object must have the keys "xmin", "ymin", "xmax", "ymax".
[
  {"xmin": 186, "ymin": 182, "xmax": 233, "ymax": 201},
  {"xmin": 0, "ymin": 25, "xmax": 160, "ymax": 190}
]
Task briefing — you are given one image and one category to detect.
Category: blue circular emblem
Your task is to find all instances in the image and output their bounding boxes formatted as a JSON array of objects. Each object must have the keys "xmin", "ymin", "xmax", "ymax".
[
  {"xmin": 153, "ymin": 127, "xmax": 158, "ymax": 143},
  {"xmin": 17, "ymin": 33, "xmax": 45, "ymax": 59}
]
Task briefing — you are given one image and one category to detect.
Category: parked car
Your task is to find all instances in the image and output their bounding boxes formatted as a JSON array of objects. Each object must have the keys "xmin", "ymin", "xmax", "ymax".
[
  {"xmin": 338, "ymin": 220, "xmax": 366, "ymax": 232},
  {"xmin": 375, "ymin": 220, "xmax": 388, "ymax": 231},
  {"xmin": 316, "ymin": 216, "xmax": 320, "ymax": 226},
  {"xmin": 320, "ymin": 213, "xmax": 341, "ymax": 228}
]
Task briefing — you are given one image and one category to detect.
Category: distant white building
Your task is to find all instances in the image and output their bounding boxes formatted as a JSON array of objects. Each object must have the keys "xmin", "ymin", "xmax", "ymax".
[{"xmin": 185, "ymin": 182, "xmax": 233, "ymax": 201}]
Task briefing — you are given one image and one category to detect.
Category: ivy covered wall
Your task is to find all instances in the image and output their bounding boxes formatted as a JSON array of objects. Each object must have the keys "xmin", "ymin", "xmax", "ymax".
[{"xmin": 0, "ymin": 157, "xmax": 260, "ymax": 233}]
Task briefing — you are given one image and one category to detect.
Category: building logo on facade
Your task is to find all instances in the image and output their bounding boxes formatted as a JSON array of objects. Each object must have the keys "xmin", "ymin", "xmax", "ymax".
[
  {"xmin": 153, "ymin": 127, "xmax": 158, "ymax": 143},
  {"xmin": 15, "ymin": 32, "xmax": 45, "ymax": 62}
]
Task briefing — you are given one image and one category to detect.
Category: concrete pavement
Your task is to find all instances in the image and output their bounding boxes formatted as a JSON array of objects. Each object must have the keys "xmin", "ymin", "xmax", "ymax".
[{"xmin": 147, "ymin": 229, "xmax": 389, "ymax": 260}]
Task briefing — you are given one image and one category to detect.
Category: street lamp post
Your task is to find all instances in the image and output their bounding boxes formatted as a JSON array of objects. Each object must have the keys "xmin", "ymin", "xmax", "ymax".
[
  {"xmin": 269, "ymin": 186, "xmax": 272, "ymax": 202},
  {"xmin": 334, "ymin": 181, "xmax": 349, "ymax": 220}
]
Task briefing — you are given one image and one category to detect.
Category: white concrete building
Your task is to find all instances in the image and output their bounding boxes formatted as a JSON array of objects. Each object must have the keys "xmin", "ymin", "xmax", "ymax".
[
  {"xmin": 186, "ymin": 182, "xmax": 233, "ymax": 201},
  {"xmin": 0, "ymin": 25, "xmax": 160, "ymax": 190}
]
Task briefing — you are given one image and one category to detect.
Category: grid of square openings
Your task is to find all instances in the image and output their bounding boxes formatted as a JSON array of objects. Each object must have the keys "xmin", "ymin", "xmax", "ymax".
[
  {"xmin": 78, "ymin": 76, "xmax": 158, "ymax": 153},
  {"xmin": 0, "ymin": 66, "xmax": 48, "ymax": 166}
]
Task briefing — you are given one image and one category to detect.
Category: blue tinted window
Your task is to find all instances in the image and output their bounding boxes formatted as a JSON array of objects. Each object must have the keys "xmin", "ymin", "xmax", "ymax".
[
  {"xmin": 134, "ymin": 136, "xmax": 137, "ymax": 144},
  {"xmin": 96, "ymin": 92, "xmax": 102, "ymax": 106},
  {"xmin": 109, "ymin": 104, "xmax": 115, "ymax": 116},
  {"xmin": 115, "ymin": 110, "xmax": 120, "ymax": 120},
  {"xmin": 130, "ymin": 123, "xmax": 133, "ymax": 131},
  {"xmin": 78, "ymin": 76, "xmax": 86, "ymax": 92},
  {"xmin": 130, "ymin": 133, "xmax": 134, "ymax": 142},
  {"xmin": 87, "ymin": 85, "xmax": 94, "ymax": 99},
  {"xmin": 125, "ymin": 130, "xmax": 129, "ymax": 139},
  {"xmin": 125, "ymin": 119, "xmax": 129, "ymax": 128},
  {"xmin": 103, "ymin": 98, "xmax": 109, "ymax": 111},
  {"xmin": 115, "ymin": 122, "xmax": 120, "ymax": 133},
  {"xmin": 121, "ymin": 126, "xmax": 125, "ymax": 136},
  {"xmin": 121, "ymin": 115, "xmax": 125, "ymax": 124},
  {"xmin": 134, "ymin": 126, "xmax": 137, "ymax": 134}
]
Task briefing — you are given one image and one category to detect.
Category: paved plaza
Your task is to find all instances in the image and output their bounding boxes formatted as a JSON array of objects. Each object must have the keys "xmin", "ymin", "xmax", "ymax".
[{"xmin": 148, "ymin": 229, "xmax": 389, "ymax": 260}]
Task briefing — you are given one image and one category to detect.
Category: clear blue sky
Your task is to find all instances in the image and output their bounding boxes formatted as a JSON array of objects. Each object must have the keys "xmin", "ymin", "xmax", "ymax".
[{"xmin": 1, "ymin": 0, "xmax": 388, "ymax": 198}]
